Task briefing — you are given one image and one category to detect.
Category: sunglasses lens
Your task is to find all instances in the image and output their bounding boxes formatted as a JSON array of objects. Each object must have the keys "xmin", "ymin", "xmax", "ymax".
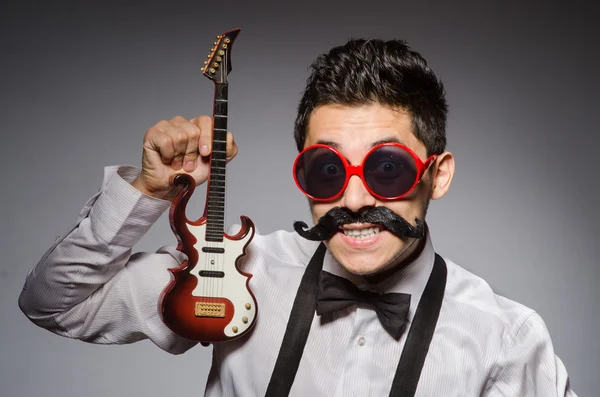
[
  {"xmin": 295, "ymin": 147, "xmax": 346, "ymax": 199},
  {"xmin": 364, "ymin": 145, "xmax": 418, "ymax": 198}
]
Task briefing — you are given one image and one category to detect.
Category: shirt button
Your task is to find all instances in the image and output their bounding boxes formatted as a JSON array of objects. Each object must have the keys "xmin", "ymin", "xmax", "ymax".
[{"xmin": 358, "ymin": 336, "xmax": 366, "ymax": 346}]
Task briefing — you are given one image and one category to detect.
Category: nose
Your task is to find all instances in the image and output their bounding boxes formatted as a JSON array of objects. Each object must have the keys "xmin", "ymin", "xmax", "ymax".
[{"xmin": 340, "ymin": 174, "xmax": 377, "ymax": 212}]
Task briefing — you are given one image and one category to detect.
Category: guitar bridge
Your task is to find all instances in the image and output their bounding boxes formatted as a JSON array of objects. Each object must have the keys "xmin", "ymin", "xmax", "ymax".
[{"xmin": 195, "ymin": 302, "xmax": 226, "ymax": 318}]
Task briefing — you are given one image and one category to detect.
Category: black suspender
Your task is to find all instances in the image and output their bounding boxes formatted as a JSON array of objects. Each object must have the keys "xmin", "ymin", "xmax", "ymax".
[
  {"xmin": 263, "ymin": 243, "xmax": 327, "ymax": 397},
  {"xmin": 388, "ymin": 252, "xmax": 447, "ymax": 395}
]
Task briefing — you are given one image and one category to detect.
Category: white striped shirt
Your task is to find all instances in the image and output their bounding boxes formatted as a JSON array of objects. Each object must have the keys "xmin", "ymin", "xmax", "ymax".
[{"xmin": 19, "ymin": 166, "xmax": 576, "ymax": 396}]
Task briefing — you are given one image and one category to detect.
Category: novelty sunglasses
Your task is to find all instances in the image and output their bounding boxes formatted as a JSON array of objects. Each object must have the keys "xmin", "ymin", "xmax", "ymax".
[{"xmin": 293, "ymin": 143, "xmax": 437, "ymax": 201}]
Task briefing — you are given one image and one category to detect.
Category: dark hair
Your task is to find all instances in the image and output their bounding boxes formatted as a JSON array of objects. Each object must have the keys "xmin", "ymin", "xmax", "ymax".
[{"xmin": 294, "ymin": 39, "xmax": 447, "ymax": 156}]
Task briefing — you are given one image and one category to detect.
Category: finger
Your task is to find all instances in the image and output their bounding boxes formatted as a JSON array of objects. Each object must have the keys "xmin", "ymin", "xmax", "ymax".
[
  {"xmin": 172, "ymin": 116, "xmax": 201, "ymax": 172},
  {"xmin": 165, "ymin": 118, "xmax": 189, "ymax": 170},
  {"xmin": 145, "ymin": 124, "xmax": 175, "ymax": 165},
  {"xmin": 225, "ymin": 131, "xmax": 238, "ymax": 162},
  {"xmin": 196, "ymin": 115, "xmax": 213, "ymax": 157}
]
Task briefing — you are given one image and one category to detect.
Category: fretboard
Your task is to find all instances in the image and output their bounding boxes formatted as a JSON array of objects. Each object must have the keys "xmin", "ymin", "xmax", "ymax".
[{"xmin": 205, "ymin": 83, "xmax": 228, "ymax": 242}]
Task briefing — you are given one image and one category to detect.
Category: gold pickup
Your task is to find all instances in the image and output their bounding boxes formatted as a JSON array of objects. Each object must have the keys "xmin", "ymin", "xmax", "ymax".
[{"xmin": 195, "ymin": 302, "xmax": 226, "ymax": 318}]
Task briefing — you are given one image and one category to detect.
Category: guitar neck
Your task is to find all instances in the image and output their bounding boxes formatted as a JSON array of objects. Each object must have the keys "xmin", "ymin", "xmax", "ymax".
[{"xmin": 205, "ymin": 83, "xmax": 228, "ymax": 242}]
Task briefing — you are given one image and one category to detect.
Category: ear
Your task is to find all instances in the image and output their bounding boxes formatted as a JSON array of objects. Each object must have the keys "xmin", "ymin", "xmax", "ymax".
[{"xmin": 430, "ymin": 151, "xmax": 455, "ymax": 200}]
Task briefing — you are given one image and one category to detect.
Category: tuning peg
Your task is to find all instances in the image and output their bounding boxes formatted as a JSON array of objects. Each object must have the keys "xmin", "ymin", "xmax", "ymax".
[
  {"xmin": 218, "ymin": 50, "xmax": 225, "ymax": 56},
  {"xmin": 209, "ymin": 68, "xmax": 216, "ymax": 73},
  {"xmin": 224, "ymin": 38, "xmax": 231, "ymax": 44},
  {"xmin": 216, "ymin": 56, "xmax": 222, "ymax": 61},
  {"xmin": 213, "ymin": 62, "xmax": 219, "ymax": 67},
  {"xmin": 217, "ymin": 35, "xmax": 222, "ymax": 39},
  {"xmin": 204, "ymin": 60, "xmax": 208, "ymax": 64},
  {"xmin": 222, "ymin": 44, "xmax": 228, "ymax": 49},
  {"xmin": 213, "ymin": 41, "xmax": 217, "ymax": 45},
  {"xmin": 207, "ymin": 54, "xmax": 211, "ymax": 58}
]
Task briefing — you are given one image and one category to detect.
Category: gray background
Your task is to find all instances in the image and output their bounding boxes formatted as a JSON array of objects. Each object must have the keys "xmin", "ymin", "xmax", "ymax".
[{"xmin": 1, "ymin": 1, "xmax": 598, "ymax": 396}]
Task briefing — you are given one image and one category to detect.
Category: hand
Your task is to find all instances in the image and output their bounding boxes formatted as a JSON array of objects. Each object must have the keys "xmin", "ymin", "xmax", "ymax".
[{"xmin": 131, "ymin": 115, "xmax": 238, "ymax": 200}]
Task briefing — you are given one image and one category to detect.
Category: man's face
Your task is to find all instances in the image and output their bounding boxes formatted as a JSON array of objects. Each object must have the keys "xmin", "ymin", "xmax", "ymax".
[{"xmin": 304, "ymin": 103, "xmax": 433, "ymax": 275}]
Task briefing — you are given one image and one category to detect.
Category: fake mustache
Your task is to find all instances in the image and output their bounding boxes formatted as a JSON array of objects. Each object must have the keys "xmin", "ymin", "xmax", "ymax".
[{"xmin": 293, "ymin": 206, "xmax": 425, "ymax": 241}]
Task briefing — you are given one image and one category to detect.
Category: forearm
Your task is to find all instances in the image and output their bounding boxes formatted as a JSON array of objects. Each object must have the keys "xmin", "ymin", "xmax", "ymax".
[{"xmin": 18, "ymin": 166, "xmax": 195, "ymax": 353}]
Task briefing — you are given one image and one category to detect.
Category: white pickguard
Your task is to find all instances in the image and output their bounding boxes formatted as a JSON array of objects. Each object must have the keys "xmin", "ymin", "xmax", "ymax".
[{"xmin": 187, "ymin": 223, "xmax": 256, "ymax": 338}]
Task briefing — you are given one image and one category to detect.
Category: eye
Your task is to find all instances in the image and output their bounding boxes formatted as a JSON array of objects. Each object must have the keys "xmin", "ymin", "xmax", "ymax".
[
  {"xmin": 375, "ymin": 161, "xmax": 402, "ymax": 174},
  {"xmin": 321, "ymin": 163, "xmax": 341, "ymax": 175}
]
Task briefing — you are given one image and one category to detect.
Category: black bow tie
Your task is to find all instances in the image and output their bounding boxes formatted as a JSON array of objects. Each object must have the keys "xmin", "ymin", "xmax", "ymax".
[{"xmin": 316, "ymin": 270, "xmax": 411, "ymax": 339}]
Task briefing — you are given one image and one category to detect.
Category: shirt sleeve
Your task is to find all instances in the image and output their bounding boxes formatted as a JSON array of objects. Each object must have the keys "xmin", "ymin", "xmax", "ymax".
[
  {"xmin": 484, "ymin": 311, "xmax": 577, "ymax": 396},
  {"xmin": 18, "ymin": 165, "xmax": 197, "ymax": 355}
]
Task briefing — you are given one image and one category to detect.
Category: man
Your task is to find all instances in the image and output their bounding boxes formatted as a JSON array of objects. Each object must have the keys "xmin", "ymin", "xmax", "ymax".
[{"xmin": 18, "ymin": 38, "xmax": 576, "ymax": 396}]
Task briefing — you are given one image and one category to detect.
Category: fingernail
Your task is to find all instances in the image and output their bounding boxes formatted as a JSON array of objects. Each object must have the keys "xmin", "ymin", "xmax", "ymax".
[
  {"xmin": 184, "ymin": 160, "xmax": 195, "ymax": 171},
  {"xmin": 173, "ymin": 161, "xmax": 182, "ymax": 170},
  {"xmin": 200, "ymin": 145, "xmax": 209, "ymax": 156}
]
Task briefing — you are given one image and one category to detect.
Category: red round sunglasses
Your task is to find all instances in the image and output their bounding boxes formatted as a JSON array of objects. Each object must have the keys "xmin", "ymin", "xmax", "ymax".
[{"xmin": 293, "ymin": 143, "xmax": 437, "ymax": 201}]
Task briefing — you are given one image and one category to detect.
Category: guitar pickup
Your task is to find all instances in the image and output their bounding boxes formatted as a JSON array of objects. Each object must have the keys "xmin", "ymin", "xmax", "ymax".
[
  {"xmin": 202, "ymin": 247, "xmax": 225, "ymax": 253},
  {"xmin": 199, "ymin": 270, "xmax": 225, "ymax": 278},
  {"xmin": 195, "ymin": 302, "xmax": 226, "ymax": 318}
]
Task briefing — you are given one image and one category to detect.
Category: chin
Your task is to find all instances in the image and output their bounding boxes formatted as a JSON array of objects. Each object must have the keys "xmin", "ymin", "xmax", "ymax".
[{"xmin": 327, "ymin": 230, "xmax": 407, "ymax": 276}]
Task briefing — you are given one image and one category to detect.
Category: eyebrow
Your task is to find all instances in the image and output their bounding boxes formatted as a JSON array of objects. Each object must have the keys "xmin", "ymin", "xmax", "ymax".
[{"xmin": 315, "ymin": 136, "xmax": 406, "ymax": 149}]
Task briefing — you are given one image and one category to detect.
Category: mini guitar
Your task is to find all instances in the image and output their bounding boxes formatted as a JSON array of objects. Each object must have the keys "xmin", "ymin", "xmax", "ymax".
[{"xmin": 160, "ymin": 28, "xmax": 257, "ymax": 342}]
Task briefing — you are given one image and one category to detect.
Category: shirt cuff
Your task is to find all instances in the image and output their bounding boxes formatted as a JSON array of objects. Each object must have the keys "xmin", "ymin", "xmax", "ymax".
[{"xmin": 89, "ymin": 165, "xmax": 171, "ymax": 247}]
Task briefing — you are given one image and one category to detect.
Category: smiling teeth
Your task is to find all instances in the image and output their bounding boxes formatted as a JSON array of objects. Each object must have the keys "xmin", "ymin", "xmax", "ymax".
[{"xmin": 342, "ymin": 227, "xmax": 381, "ymax": 239}]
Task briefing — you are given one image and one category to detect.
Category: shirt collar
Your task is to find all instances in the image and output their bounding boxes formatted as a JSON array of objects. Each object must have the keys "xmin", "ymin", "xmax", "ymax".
[{"xmin": 321, "ymin": 229, "xmax": 435, "ymax": 322}]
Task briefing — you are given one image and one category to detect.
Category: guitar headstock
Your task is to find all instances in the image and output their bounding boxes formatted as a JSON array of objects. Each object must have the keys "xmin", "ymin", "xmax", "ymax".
[{"xmin": 201, "ymin": 28, "xmax": 241, "ymax": 84}]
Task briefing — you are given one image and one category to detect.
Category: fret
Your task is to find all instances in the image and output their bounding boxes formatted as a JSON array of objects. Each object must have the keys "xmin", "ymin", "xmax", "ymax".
[
  {"xmin": 206, "ymin": 228, "xmax": 225, "ymax": 236},
  {"xmin": 214, "ymin": 100, "xmax": 228, "ymax": 111},
  {"xmin": 215, "ymin": 98, "xmax": 228, "ymax": 102},
  {"xmin": 214, "ymin": 114, "xmax": 227, "ymax": 118},
  {"xmin": 213, "ymin": 117, "xmax": 227, "ymax": 131},
  {"xmin": 212, "ymin": 141, "xmax": 226, "ymax": 150}
]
